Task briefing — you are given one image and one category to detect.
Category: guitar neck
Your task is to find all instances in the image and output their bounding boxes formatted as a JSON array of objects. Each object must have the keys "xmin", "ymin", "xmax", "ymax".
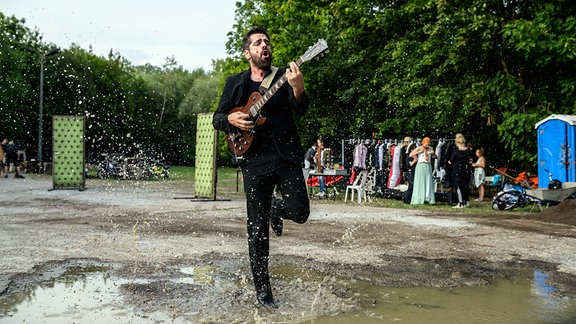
[{"xmin": 250, "ymin": 57, "xmax": 304, "ymax": 116}]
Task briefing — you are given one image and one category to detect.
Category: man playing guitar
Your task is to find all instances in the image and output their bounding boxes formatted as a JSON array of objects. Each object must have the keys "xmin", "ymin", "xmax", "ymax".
[{"xmin": 212, "ymin": 27, "xmax": 311, "ymax": 308}]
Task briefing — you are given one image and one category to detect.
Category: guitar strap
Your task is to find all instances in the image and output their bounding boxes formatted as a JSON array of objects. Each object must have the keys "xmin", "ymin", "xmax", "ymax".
[{"xmin": 259, "ymin": 66, "xmax": 278, "ymax": 93}]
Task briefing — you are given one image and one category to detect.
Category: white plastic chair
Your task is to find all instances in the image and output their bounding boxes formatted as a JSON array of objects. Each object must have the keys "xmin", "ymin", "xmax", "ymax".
[
  {"xmin": 302, "ymin": 168, "xmax": 311, "ymax": 183},
  {"xmin": 345, "ymin": 171, "xmax": 368, "ymax": 203}
]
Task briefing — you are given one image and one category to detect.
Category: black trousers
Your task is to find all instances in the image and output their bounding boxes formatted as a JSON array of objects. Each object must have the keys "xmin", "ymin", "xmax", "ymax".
[
  {"xmin": 403, "ymin": 168, "xmax": 415, "ymax": 204},
  {"xmin": 454, "ymin": 173, "xmax": 471, "ymax": 203},
  {"xmin": 241, "ymin": 158, "xmax": 310, "ymax": 293}
]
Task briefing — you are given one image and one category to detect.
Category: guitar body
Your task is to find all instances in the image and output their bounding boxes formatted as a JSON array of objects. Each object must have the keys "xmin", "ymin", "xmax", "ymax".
[{"xmin": 226, "ymin": 92, "xmax": 267, "ymax": 157}]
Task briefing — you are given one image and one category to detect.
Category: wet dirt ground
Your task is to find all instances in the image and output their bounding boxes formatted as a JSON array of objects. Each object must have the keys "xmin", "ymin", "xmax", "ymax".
[{"xmin": 1, "ymin": 175, "xmax": 575, "ymax": 322}]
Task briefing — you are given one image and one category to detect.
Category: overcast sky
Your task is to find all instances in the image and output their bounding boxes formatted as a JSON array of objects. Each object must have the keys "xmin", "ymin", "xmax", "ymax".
[{"xmin": 2, "ymin": 0, "xmax": 238, "ymax": 71}]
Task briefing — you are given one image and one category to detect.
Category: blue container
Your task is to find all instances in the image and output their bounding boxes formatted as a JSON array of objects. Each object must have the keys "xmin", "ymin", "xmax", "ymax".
[{"xmin": 535, "ymin": 114, "xmax": 576, "ymax": 188}]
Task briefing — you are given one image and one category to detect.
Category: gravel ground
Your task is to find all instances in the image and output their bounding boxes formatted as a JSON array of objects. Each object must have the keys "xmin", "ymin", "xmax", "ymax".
[{"xmin": 1, "ymin": 175, "xmax": 575, "ymax": 322}]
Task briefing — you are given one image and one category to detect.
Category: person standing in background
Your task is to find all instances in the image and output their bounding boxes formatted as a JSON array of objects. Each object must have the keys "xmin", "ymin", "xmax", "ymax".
[
  {"xmin": 449, "ymin": 134, "xmax": 475, "ymax": 208},
  {"xmin": 402, "ymin": 137, "xmax": 416, "ymax": 204},
  {"xmin": 304, "ymin": 141, "xmax": 317, "ymax": 169},
  {"xmin": 472, "ymin": 147, "xmax": 486, "ymax": 202},
  {"xmin": 4, "ymin": 140, "xmax": 25, "ymax": 179},
  {"xmin": 410, "ymin": 137, "xmax": 437, "ymax": 204},
  {"xmin": 399, "ymin": 136, "xmax": 411, "ymax": 182},
  {"xmin": 314, "ymin": 138, "xmax": 326, "ymax": 198},
  {"xmin": 0, "ymin": 139, "xmax": 5, "ymax": 178}
]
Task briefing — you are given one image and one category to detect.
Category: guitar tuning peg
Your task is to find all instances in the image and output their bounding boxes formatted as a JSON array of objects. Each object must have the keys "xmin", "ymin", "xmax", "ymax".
[{"xmin": 315, "ymin": 53, "xmax": 326, "ymax": 60}]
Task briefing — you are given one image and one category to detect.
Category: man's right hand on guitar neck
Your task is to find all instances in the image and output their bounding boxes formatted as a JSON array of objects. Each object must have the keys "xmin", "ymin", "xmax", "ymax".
[{"xmin": 228, "ymin": 111, "xmax": 254, "ymax": 131}]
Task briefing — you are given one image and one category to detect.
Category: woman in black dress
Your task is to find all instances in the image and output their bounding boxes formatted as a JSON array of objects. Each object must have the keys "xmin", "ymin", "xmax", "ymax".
[{"xmin": 449, "ymin": 133, "xmax": 475, "ymax": 208}]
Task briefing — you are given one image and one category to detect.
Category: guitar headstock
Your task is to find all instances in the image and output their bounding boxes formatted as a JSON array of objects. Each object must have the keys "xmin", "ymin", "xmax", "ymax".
[{"xmin": 301, "ymin": 39, "xmax": 329, "ymax": 63}]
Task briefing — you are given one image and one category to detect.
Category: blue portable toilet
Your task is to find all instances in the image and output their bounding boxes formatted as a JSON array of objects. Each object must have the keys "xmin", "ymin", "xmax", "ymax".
[{"xmin": 535, "ymin": 114, "xmax": 576, "ymax": 188}]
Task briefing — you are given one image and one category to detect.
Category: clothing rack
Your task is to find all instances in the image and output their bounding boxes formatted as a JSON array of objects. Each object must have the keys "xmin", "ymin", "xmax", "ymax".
[{"xmin": 341, "ymin": 138, "xmax": 455, "ymax": 170}]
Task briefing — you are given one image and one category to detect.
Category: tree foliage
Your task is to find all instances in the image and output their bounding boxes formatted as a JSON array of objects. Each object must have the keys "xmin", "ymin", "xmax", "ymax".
[
  {"xmin": 214, "ymin": 0, "xmax": 576, "ymax": 171},
  {"xmin": 0, "ymin": 14, "xmax": 42, "ymax": 144},
  {"xmin": 0, "ymin": 13, "xmax": 215, "ymax": 165},
  {"xmin": 3, "ymin": 0, "xmax": 576, "ymax": 172}
]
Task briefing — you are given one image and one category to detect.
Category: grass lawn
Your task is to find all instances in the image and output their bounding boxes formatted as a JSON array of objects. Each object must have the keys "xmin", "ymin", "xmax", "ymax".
[
  {"xmin": 205, "ymin": 166, "xmax": 503, "ymax": 214},
  {"xmin": 72, "ymin": 165, "xmax": 510, "ymax": 214}
]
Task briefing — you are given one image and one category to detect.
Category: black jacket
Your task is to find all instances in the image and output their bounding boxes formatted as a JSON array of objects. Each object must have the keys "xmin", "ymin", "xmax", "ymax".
[
  {"xmin": 213, "ymin": 68, "xmax": 309, "ymax": 166},
  {"xmin": 449, "ymin": 146, "xmax": 475, "ymax": 186}
]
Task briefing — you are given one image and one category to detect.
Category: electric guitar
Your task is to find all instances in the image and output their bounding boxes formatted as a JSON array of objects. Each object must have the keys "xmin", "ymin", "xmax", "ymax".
[{"xmin": 226, "ymin": 39, "xmax": 329, "ymax": 159}]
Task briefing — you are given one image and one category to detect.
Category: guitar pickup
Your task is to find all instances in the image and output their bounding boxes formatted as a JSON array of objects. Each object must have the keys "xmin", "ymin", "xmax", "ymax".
[{"xmin": 249, "ymin": 106, "xmax": 259, "ymax": 117}]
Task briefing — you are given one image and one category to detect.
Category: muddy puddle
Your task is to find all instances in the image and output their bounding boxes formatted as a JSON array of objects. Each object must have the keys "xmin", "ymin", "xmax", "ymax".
[
  {"xmin": 1, "ymin": 260, "xmax": 575, "ymax": 323},
  {"xmin": 312, "ymin": 270, "xmax": 576, "ymax": 323}
]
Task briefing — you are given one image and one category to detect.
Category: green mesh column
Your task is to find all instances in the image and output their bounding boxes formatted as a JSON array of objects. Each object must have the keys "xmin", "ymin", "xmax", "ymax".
[
  {"xmin": 52, "ymin": 116, "xmax": 85, "ymax": 190},
  {"xmin": 194, "ymin": 113, "xmax": 217, "ymax": 199}
]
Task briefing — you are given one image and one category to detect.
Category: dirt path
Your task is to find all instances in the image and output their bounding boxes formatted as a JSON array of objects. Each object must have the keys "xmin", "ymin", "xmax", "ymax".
[{"xmin": 1, "ymin": 176, "xmax": 575, "ymax": 322}]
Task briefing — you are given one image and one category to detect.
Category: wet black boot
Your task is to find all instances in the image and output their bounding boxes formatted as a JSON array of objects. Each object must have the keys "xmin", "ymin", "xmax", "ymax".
[
  {"xmin": 256, "ymin": 283, "xmax": 278, "ymax": 308},
  {"xmin": 270, "ymin": 197, "xmax": 283, "ymax": 236}
]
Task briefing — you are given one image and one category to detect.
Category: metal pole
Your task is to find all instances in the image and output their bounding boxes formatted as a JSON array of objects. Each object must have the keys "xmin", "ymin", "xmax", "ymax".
[
  {"xmin": 341, "ymin": 139, "xmax": 345, "ymax": 166},
  {"xmin": 38, "ymin": 54, "xmax": 45, "ymax": 167},
  {"xmin": 29, "ymin": 48, "xmax": 59, "ymax": 173}
]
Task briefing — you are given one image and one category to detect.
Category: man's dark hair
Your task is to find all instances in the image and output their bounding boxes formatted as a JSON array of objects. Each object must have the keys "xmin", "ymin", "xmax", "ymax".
[{"xmin": 242, "ymin": 27, "xmax": 270, "ymax": 51}]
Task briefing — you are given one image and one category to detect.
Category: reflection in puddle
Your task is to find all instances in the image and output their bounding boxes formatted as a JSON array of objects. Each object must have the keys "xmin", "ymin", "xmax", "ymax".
[
  {"xmin": 1, "ymin": 266, "xmax": 143, "ymax": 323},
  {"xmin": 312, "ymin": 270, "xmax": 576, "ymax": 323},
  {"xmin": 171, "ymin": 266, "xmax": 217, "ymax": 285},
  {"xmin": 0, "ymin": 265, "xmax": 574, "ymax": 323}
]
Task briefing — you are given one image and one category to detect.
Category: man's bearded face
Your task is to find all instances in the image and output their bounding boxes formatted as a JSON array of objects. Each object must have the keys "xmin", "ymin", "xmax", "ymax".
[{"xmin": 246, "ymin": 33, "xmax": 272, "ymax": 69}]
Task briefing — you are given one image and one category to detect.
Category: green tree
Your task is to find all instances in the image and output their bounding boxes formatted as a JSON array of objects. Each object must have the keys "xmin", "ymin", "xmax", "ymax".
[
  {"xmin": 1, "ymin": 12, "xmax": 214, "ymax": 166},
  {"xmin": 5, "ymin": 0, "xmax": 576, "ymax": 172},
  {"xmin": 218, "ymin": 0, "xmax": 576, "ymax": 171},
  {"xmin": 174, "ymin": 72, "xmax": 221, "ymax": 164},
  {"xmin": 0, "ymin": 14, "xmax": 43, "ymax": 152}
]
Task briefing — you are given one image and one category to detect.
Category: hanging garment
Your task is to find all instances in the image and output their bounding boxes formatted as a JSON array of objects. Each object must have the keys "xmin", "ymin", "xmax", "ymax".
[
  {"xmin": 377, "ymin": 143, "xmax": 385, "ymax": 170},
  {"xmin": 387, "ymin": 145, "xmax": 402, "ymax": 188},
  {"xmin": 353, "ymin": 143, "xmax": 367, "ymax": 169},
  {"xmin": 434, "ymin": 139, "xmax": 444, "ymax": 172}
]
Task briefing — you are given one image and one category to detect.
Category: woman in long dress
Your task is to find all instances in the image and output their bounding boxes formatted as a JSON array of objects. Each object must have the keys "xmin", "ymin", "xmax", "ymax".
[{"xmin": 410, "ymin": 137, "xmax": 437, "ymax": 205}]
